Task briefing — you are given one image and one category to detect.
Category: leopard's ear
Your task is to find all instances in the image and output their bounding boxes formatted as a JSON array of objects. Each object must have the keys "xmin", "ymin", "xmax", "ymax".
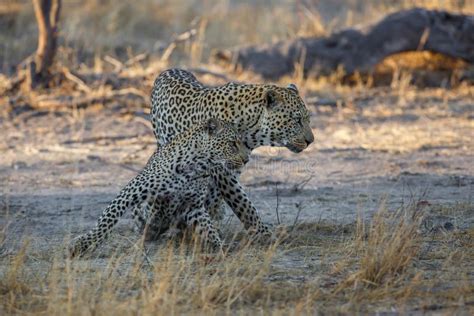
[
  {"xmin": 265, "ymin": 90, "xmax": 278, "ymax": 109},
  {"xmin": 287, "ymin": 83, "xmax": 298, "ymax": 93},
  {"xmin": 206, "ymin": 117, "xmax": 222, "ymax": 136}
]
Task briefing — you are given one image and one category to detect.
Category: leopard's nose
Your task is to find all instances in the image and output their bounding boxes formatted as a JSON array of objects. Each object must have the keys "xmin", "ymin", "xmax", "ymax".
[{"xmin": 305, "ymin": 129, "xmax": 314, "ymax": 145}]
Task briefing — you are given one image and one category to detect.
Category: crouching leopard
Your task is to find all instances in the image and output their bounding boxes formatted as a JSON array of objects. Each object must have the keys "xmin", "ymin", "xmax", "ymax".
[
  {"xmin": 139, "ymin": 69, "xmax": 315, "ymax": 239},
  {"xmin": 69, "ymin": 118, "xmax": 249, "ymax": 257}
]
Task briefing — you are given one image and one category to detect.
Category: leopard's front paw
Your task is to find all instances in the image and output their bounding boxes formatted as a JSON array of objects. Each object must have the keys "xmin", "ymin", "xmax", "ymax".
[
  {"xmin": 68, "ymin": 235, "xmax": 94, "ymax": 259},
  {"xmin": 249, "ymin": 223, "xmax": 275, "ymax": 244}
]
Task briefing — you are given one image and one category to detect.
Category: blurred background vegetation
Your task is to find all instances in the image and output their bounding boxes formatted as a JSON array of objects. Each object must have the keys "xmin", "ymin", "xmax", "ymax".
[{"xmin": 1, "ymin": 0, "xmax": 473, "ymax": 74}]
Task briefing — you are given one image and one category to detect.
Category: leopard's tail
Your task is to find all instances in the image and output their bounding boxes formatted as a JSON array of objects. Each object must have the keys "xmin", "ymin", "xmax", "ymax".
[{"xmin": 68, "ymin": 174, "xmax": 155, "ymax": 258}]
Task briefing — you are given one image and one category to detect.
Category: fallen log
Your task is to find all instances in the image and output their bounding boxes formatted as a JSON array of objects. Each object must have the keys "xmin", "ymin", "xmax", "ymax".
[
  {"xmin": 213, "ymin": 8, "xmax": 474, "ymax": 80},
  {"xmin": 31, "ymin": 87, "xmax": 147, "ymax": 109}
]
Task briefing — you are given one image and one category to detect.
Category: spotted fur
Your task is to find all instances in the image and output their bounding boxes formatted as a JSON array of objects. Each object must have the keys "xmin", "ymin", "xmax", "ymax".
[
  {"xmin": 141, "ymin": 69, "xmax": 314, "ymax": 239},
  {"xmin": 69, "ymin": 119, "xmax": 248, "ymax": 258}
]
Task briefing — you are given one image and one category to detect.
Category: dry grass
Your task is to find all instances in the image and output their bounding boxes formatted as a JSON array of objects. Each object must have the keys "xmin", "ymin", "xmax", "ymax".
[
  {"xmin": 344, "ymin": 207, "xmax": 421, "ymax": 288},
  {"xmin": 0, "ymin": 202, "xmax": 472, "ymax": 314}
]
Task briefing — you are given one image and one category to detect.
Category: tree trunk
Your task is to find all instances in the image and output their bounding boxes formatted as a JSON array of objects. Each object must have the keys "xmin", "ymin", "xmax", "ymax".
[
  {"xmin": 213, "ymin": 8, "xmax": 474, "ymax": 80},
  {"xmin": 28, "ymin": 0, "xmax": 61, "ymax": 89}
]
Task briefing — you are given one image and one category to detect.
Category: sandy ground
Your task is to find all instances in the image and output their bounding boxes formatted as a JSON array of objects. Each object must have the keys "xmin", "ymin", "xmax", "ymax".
[
  {"xmin": 0, "ymin": 81, "xmax": 473, "ymax": 313},
  {"xmin": 1, "ymin": 83, "xmax": 473, "ymax": 242}
]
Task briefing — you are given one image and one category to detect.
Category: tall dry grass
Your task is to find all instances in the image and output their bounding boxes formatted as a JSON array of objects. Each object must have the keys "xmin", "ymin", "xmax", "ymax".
[
  {"xmin": 1, "ymin": 201, "xmax": 471, "ymax": 314},
  {"xmin": 1, "ymin": 237, "xmax": 286, "ymax": 314},
  {"xmin": 338, "ymin": 204, "xmax": 422, "ymax": 291}
]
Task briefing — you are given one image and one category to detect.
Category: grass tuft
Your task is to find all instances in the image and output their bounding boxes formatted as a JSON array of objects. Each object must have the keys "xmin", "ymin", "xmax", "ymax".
[{"xmin": 346, "ymin": 205, "xmax": 422, "ymax": 288}]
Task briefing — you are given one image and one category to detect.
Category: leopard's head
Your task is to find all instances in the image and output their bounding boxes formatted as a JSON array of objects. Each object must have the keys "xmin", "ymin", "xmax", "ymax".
[
  {"xmin": 202, "ymin": 118, "xmax": 249, "ymax": 170},
  {"xmin": 256, "ymin": 84, "xmax": 314, "ymax": 153}
]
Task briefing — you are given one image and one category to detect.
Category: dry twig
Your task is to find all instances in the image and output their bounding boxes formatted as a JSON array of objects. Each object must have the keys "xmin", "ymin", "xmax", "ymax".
[{"xmin": 61, "ymin": 67, "xmax": 91, "ymax": 92}]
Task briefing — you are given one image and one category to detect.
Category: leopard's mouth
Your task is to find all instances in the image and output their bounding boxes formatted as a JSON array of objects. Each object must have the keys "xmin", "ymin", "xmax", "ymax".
[{"xmin": 285, "ymin": 141, "xmax": 307, "ymax": 153}]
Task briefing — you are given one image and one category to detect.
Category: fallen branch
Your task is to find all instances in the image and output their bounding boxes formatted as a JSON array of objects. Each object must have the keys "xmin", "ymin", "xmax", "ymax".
[
  {"xmin": 104, "ymin": 55, "xmax": 124, "ymax": 72},
  {"xmin": 61, "ymin": 67, "xmax": 91, "ymax": 92},
  {"xmin": 125, "ymin": 53, "xmax": 148, "ymax": 67},
  {"xmin": 32, "ymin": 87, "xmax": 148, "ymax": 108},
  {"xmin": 213, "ymin": 8, "xmax": 474, "ymax": 79},
  {"xmin": 186, "ymin": 67, "xmax": 233, "ymax": 82},
  {"xmin": 0, "ymin": 73, "xmax": 25, "ymax": 95}
]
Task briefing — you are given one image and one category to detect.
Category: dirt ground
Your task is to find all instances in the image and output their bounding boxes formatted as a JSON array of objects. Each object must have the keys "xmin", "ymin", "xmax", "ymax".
[
  {"xmin": 1, "ymin": 79, "xmax": 473, "ymax": 236},
  {"xmin": 0, "ymin": 76, "xmax": 473, "ymax": 313}
]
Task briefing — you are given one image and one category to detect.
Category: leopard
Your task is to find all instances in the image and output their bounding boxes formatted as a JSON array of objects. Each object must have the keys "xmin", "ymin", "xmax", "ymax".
[
  {"xmin": 138, "ymin": 68, "xmax": 314, "ymax": 240},
  {"xmin": 69, "ymin": 118, "xmax": 249, "ymax": 258}
]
